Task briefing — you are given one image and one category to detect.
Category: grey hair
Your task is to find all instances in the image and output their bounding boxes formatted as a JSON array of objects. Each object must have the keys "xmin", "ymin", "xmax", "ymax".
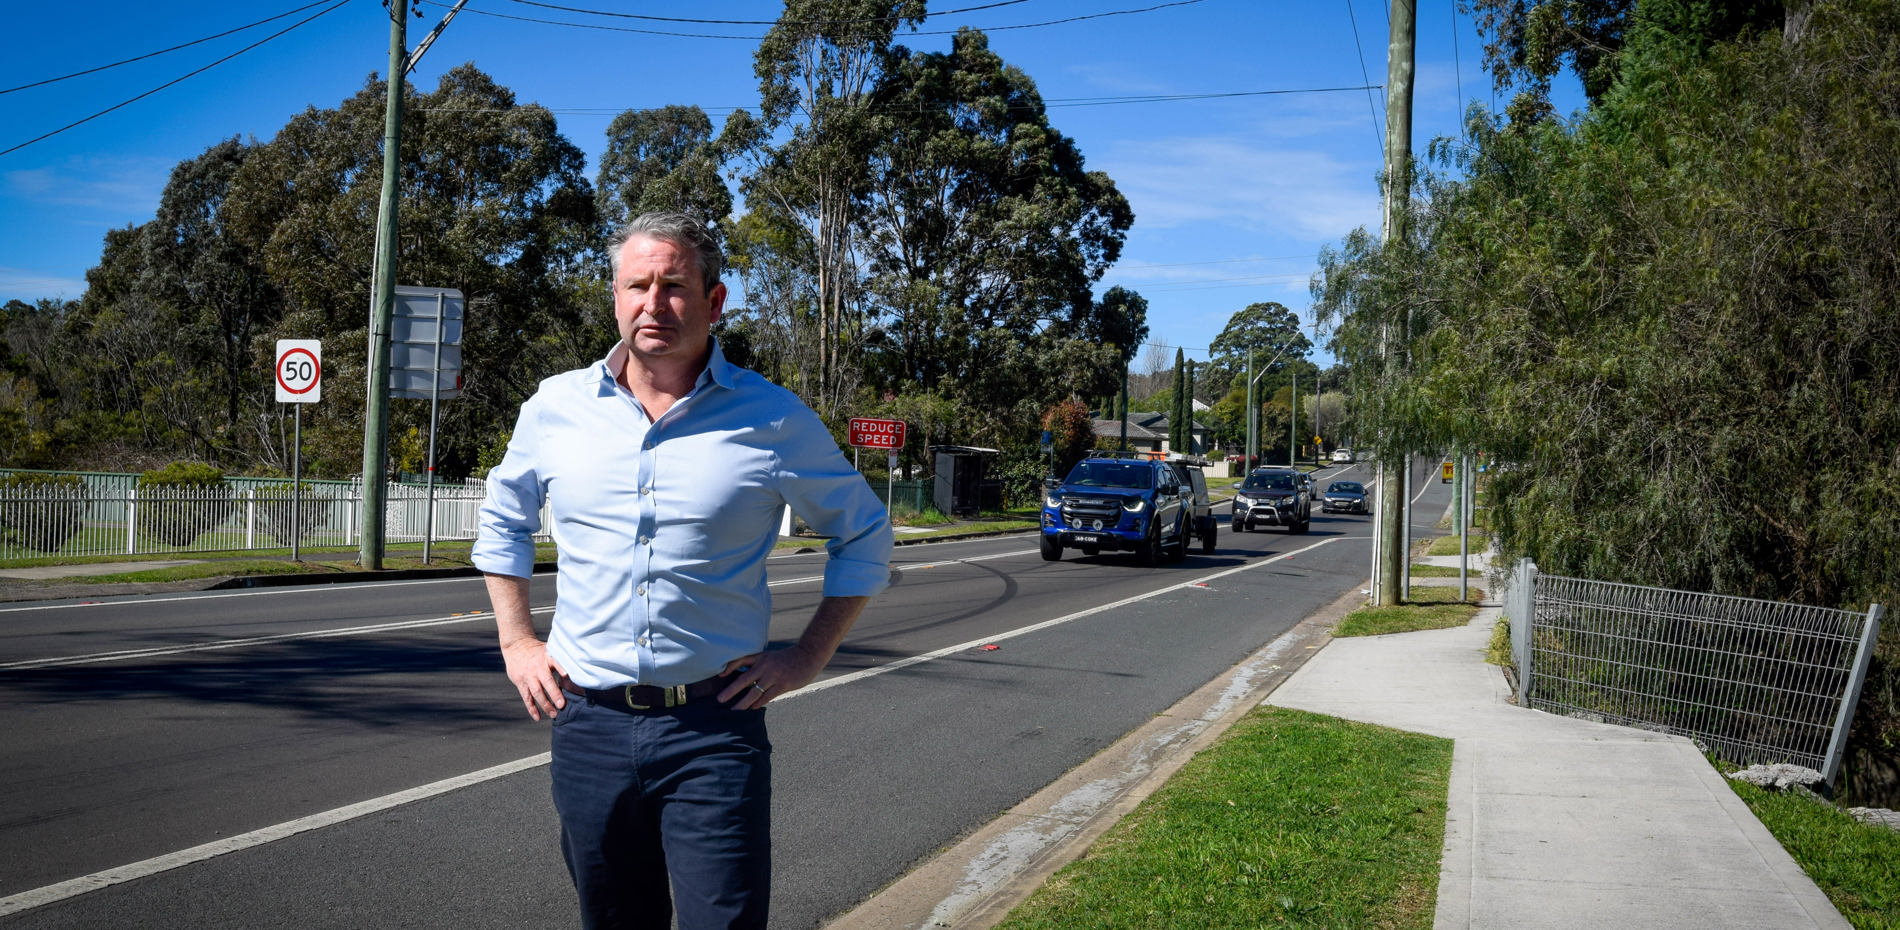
[{"xmin": 606, "ymin": 212, "xmax": 723, "ymax": 293}]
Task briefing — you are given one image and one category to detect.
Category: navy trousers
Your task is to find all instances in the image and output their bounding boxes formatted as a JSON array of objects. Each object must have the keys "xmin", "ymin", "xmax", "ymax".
[{"xmin": 549, "ymin": 694, "xmax": 773, "ymax": 930}]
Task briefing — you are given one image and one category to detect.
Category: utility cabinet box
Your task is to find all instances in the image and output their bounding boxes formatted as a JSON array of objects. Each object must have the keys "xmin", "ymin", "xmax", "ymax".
[{"xmin": 931, "ymin": 446, "xmax": 997, "ymax": 517}]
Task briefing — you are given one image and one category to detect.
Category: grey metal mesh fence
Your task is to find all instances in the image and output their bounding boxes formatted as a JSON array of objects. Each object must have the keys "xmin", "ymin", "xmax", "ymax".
[{"xmin": 1528, "ymin": 574, "xmax": 1873, "ymax": 772}]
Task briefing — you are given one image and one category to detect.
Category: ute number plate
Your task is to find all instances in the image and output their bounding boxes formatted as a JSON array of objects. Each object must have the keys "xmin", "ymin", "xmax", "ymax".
[{"xmin": 1071, "ymin": 534, "xmax": 1100, "ymax": 544}]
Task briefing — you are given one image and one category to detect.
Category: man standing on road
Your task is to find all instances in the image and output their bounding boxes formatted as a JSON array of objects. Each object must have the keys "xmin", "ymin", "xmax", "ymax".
[{"xmin": 474, "ymin": 211, "xmax": 892, "ymax": 930}]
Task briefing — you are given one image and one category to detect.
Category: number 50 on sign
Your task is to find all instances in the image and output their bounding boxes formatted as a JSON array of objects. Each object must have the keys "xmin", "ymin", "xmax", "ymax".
[{"xmin": 275, "ymin": 340, "xmax": 322, "ymax": 403}]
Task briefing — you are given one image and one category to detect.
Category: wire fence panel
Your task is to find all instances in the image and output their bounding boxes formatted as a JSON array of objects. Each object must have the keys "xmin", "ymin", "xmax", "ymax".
[{"xmin": 1527, "ymin": 573, "xmax": 1877, "ymax": 779}]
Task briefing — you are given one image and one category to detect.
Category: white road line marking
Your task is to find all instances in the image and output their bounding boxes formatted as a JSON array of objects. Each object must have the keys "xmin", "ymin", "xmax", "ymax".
[
  {"xmin": 0, "ymin": 574, "xmax": 485, "ymax": 614},
  {"xmin": 0, "ymin": 537, "xmax": 1337, "ymax": 917},
  {"xmin": 7, "ymin": 551, "xmax": 1040, "ymax": 670},
  {"xmin": 796, "ymin": 539, "xmax": 1336, "ymax": 699},
  {"xmin": 0, "ymin": 753, "xmax": 552, "ymax": 919},
  {"xmin": 0, "ymin": 608, "xmax": 551, "ymax": 671}
]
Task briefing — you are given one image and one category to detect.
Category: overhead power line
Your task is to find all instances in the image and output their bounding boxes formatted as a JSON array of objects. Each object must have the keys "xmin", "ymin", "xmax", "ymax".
[
  {"xmin": 407, "ymin": 84, "xmax": 1381, "ymax": 120},
  {"xmin": 497, "ymin": 0, "xmax": 1035, "ymax": 26},
  {"xmin": 0, "ymin": 0, "xmax": 352, "ymax": 158},
  {"xmin": 1342, "ymin": 0, "xmax": 1387, "ymax": 159},
  {"xmin": 0, "ymin": 0, "xmax": 341, "ymax": 96},
  {"xmin": 421, "ymin": 0, "xmax": 1207, "ymax": 40}
]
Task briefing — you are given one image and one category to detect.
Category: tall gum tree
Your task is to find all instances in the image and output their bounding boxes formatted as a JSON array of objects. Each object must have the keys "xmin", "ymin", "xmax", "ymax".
[{"xmin": 742, "ymin": 0, "xmax": 926, "ymax": 418}]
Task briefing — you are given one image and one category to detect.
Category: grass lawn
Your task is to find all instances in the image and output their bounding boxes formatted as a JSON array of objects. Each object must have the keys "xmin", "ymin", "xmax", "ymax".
[
  {"xmin": 1727, "ymin": 782, "xmax": 1900, "ymax": 929},
  {"xmin": 3, "ymin": 541, "xmax": 560, "ymax": 584},
  {"xmin": 1334, "ymin": 585, "xmax": 1485, "ymax": 637},
  {"xmin": 996, "ymin": 706, "xmax": 1452, "ymax": 930}
]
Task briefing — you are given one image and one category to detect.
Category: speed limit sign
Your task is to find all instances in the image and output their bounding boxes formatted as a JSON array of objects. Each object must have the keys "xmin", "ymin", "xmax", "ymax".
[{"xmin": 275, "ymin": 340, "xmax": 322, "ymax": 403}]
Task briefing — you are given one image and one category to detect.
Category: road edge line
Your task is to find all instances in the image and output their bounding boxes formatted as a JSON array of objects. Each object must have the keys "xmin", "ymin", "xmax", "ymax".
[{"xmin": 821, "ymin": 584, "xmax": 1368, "ymax": 930}]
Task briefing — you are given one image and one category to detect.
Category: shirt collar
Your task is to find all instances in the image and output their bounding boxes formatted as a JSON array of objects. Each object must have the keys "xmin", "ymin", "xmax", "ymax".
[{"xmin": 599, "ymin": 337, "xmax": 737, "ymax": 394}]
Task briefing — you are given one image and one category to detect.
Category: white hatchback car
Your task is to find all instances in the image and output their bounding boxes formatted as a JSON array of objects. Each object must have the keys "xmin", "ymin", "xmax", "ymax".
[{"xmin": 1331, "ymin": 448, "xmax": 1355, "ymax": 464}]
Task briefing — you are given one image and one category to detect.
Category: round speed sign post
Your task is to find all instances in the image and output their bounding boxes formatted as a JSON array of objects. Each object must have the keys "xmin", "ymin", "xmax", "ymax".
[{"xmin": 275, "ymin": 340, "xmax": 322, "ymax": 561}]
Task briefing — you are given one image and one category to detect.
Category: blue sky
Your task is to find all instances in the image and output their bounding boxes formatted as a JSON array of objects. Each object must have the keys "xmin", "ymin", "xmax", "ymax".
[{"xmin": 0, "ymin": 0, "xmax": 1513, "ymax": 370}]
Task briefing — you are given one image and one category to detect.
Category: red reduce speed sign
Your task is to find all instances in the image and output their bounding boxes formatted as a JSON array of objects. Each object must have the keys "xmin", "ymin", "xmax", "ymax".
[
  {"xmin": 848, "ymin": 417, "xmax": 906, "ymax": 449},
  {"xmin": 275, "ymin": 340, "xmax": 322, "ymax": 403}
]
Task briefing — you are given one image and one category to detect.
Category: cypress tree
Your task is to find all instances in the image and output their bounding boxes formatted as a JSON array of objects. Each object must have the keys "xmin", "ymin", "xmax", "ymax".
[
  {"xmin": 1171, "ymin": 349, "xmax": 1185, "ymax": 452},
  {"xmin": 1184, "ymin": 359, "xmax": 1196, "ymax": 455}
]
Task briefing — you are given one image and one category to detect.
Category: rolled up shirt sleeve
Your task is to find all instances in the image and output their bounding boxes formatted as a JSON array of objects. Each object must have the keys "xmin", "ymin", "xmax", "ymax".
[
  {"xmin": 772, "ymin": 405, "xmax": 893, "ymax": 599},
  {"xmin": 473, "ymin": 396, "xmax": 547, "ymax": 580}
]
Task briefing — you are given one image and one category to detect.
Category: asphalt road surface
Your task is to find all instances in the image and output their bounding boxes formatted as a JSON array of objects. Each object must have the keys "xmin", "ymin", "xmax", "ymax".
[{"xmin": 0, "ymin": 458, "xmax": 1461, "ymax": 929}]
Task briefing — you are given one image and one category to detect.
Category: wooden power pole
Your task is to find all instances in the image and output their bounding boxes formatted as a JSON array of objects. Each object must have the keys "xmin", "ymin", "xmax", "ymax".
[{"xmin": 1375, "ymin": 0, "xmax": 1416, "ymax": 606}]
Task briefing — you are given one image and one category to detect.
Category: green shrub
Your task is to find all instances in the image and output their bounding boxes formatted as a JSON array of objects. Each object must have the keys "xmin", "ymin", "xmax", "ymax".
[
  {"xmin": 0, "ymin": 472, "xmax": 87, "ymax": 554},
  {"xmin": 138, "ymin": 462, "xmax": 232, "ymax": 547}
]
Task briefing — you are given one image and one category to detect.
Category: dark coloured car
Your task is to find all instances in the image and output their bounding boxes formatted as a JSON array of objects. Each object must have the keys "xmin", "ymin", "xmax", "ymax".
[
  {"xmin": 1232, "ymin": 467, "xmax": 1311, "ymax": 534},
  {"xmin": 1040, "ymin": 452, "xmax": 1190, "ymax": 564},
  {"xmin": 1321, "ymin": 480, "xmax": 1369, "ymax": 514}
]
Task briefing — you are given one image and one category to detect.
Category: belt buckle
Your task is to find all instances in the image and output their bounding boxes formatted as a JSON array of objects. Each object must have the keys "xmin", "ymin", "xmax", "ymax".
[
  {"xmin": 623, "ymin": 684, "xmax": 689, "ymax": 711},
  {"xmin": 623, "ymin": 685, "xmax": 651, "ymax": 710}
]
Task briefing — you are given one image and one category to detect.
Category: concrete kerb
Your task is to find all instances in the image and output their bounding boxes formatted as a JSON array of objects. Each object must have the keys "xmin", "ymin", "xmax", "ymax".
[{"xmin": 822, "ymin": 585, "xmax": 1367, "ymax": 930}]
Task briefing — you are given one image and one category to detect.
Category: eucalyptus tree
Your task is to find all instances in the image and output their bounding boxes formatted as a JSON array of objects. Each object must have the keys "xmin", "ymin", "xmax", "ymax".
[
  {"xmin": 855, "ymin": 27, "xmax": 1133, "ymax": 417},
  {"xmin": 223, "ymin": 64, "xmax": 596, "ymax": 476},
  {"xmin": 596, "ymin": 104, "xmax": 732, "ymax": 237},
  {"xmin": 1209, "ymin": 301, "xmax": 1311, "ymax": 391},
  {"xmin": 740, "ymin": 0, "xmax": 926, "ymax": 417}
]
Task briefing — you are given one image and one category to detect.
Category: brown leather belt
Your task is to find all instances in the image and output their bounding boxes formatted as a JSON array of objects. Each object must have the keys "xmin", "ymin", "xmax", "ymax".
[{"xmin": 565, "ymin": 674, "xmax": 729, "ymax": 713}]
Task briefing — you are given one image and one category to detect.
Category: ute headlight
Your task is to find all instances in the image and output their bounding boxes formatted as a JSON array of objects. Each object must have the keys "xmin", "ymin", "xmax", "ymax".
[
  {"xmin": 1122, "ymin": 498, "xmax": 1146, "ymax": 513},
  {"xmin": 1045, "ymin": 493, "xmax": 1062, "ymax": 509}
]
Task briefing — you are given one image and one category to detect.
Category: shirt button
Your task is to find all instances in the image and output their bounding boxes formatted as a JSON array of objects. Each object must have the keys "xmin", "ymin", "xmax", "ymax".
[
  {"xmin": 638, "ymin": 535, "xmax": 650, "ymax": 545},
  {"xmin": 637, "ymin": 635, "xmax": 649, "ymax": 646},
  {"xmin": 641, "ymin": 487, "xmax": 651, "ymax": 496},
  {"xmin": 644, "ymin": 441, "xmax": 654, "ymax": 450},
  {"xmin": 636, "ymin": 584, "xmax": 646, "ymax": 596}
]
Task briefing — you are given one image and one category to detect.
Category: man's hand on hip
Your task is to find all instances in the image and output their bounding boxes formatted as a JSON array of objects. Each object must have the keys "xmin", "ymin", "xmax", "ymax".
[
  {"xmin": 502, "ymin": 636, "xmax": 569, "ymax": 721},
  {"xmin": 717, "ymin": 595, "xmax": 869, "ymax": 710},
  {"xmin": 486, "ymin": 572, "xmax": 567, "ymax": 721},
  {"xmin": 718, "ymin": 644, "xmax": 827, "ymax": 711}
]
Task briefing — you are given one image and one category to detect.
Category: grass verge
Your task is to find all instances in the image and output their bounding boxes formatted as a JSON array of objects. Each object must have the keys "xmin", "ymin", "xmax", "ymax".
[
  {"xmin": 995, "ymin": 706, "xmax": 1452, "ymax": 930},
  {"xmin": 1334, "ymin": 585, "xmax": 1485, "ymax": 637},
  {"xmin": 1725, "ymin": 781, "xmax": 1900, "ymax": 928},
  {"xmin": 9, "ymin": 542, "xmax": 561, "ymax": 585},
  {"xmin": 1425, "ymin": 534, "xmax": 1484, "ymax": 557},
  {"xmin": 1408, "ymin": 563, "xmax": 1481, "ymax": 579},
  {"xmin": 1485, "ymin": 619, "xmax": 1513, "ymax": 667}
]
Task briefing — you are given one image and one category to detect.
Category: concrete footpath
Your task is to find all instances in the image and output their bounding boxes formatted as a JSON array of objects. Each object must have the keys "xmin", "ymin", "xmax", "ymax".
[
  {"xmin": 1271, "ymin": 605, "xmax": 1849, "ymax": 929},
  {"xmin": 830, "ymin": 555, "xmax": 1850, "ymax": 929}
]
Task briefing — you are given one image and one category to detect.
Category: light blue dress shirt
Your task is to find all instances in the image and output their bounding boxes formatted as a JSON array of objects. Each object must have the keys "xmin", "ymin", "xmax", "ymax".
[{"xmin": 473, "ymin": 339, "xmax": 893, "ymax": 689}]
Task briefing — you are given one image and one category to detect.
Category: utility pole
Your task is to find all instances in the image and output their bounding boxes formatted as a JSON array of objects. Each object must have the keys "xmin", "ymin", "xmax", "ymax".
[
  {"xmin": 1375, "ymin": 0, "xmax": 1416, "ymax": 606},
  {"xmin": 1118, "ymin": 368, "xmax": 1129, "ymax": 449},
  {"xmin": 360, "ymin": 0, "xmax": 408, "ymax": 570},
  {"xmin": 1245, "ymin": 350, "xmax": 1254, "ymax": 468}
]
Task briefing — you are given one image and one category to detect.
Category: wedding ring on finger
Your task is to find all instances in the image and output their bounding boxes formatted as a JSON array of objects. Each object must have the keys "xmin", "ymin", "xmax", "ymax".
[{"xmin": 752, "ymin": 682, "xmax": 767, "ymax": 693}]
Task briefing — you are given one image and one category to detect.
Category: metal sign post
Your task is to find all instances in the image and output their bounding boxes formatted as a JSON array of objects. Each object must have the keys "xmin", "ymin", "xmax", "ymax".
[
  {"xmin": 275, "ymin": 340, "xmax": 322, "ymax": 561},
  {"xmin": 848, "ymin": 418, "xmax": 908, "ymax": 511},
  {"xmin": 390, "ymin": 287, "xmax": 464, "ymax": 564}
]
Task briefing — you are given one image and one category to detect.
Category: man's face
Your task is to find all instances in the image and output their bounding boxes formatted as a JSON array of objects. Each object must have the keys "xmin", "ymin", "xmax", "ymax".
[{"xmin": 613, "ymin": 234, "xmax": 726, "ymax": 363}]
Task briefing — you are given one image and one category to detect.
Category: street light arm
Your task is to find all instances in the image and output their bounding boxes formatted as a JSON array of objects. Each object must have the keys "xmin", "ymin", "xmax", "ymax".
[
  {"xmin": 405, "ymin": 0, "xmax": 469, "ymax": 74},
  {"xmin": 1249, "ymin": 341, "xmax": 1295, "ymax": 388}
]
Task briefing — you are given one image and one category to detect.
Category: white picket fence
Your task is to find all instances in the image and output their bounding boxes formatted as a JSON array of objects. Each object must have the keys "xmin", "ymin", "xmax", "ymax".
[{"xmin": 0, "ymin": 478, "xmax": 531, "ymax": 560}]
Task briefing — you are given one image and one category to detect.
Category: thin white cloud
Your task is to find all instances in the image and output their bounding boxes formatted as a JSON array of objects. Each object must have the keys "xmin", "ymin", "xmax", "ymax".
[
  {"xmin": 4, "ymin": 155, "xmax": 170, "ymax": 212},
  {"xmin": 0, "ymin": 267, "xmax": 87, "ymax": 304},
  {"xmin": 1101, "ymin": 135, "xmax": 1382, "ymax": 239}
]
